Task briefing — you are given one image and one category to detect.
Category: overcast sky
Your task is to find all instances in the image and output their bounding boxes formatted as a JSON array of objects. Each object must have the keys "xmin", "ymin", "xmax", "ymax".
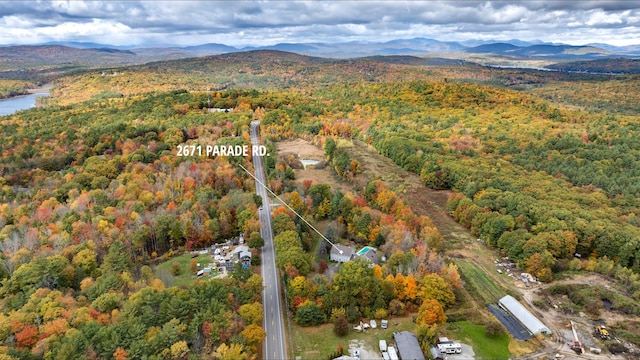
[{"xmin": 1, "ymin": 1, "xmax": 640, "ymax": 47}]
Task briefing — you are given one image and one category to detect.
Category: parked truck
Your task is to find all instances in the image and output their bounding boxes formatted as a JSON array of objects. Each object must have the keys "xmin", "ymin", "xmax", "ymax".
[{"xmin": 437, "ymin": 337, "xmax": 462, "ymax": 354}]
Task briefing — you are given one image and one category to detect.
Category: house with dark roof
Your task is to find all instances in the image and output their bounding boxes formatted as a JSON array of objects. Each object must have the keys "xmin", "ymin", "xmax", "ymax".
[
  {"xmin": 330, "ymin": 244, "xmax": 354, "ymax": 263},
  {"xmin": 356, "ymin": 246, "xmax": 379, "ymax": 264},
  {"xmin": 393, "ymin": 331, "xmax": 425, "ymax": 360}
]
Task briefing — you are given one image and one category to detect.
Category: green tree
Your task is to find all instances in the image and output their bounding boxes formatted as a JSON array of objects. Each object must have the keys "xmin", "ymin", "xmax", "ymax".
[
  {"xmin": 171, "ymin": 262, "xmax": 182, "ymax": 276},
  {"xmin": 296, "ymin": 301, "xmax": 325, "ymax": 326},
  {"xmin": 248, "ymin": 232, "xmax": 264, "ymax": 249},
  {"xmin": 272, "ymin": 214, "xmax": 296, "ymax": 235},
  {"xmin": 325, "ymin": 138, "xmax": 337, "ymax": 160},
  {"xmin": 239, "ymin": 302, "xmax": 263, "ymax": 325},
  {"xmin": 102, "ymin": 241, "xmax": 133, "ymax": 274},
  {"xmin": 73, "ymin": 248, "xmax": 98, "ymax": 277},
  {"xmin": 308, "ymin": 184, "xmax": 331, "ymax": 207},
  {"xmin": 332, "ymin": 258, "xmax": 381, "ymax": 309}
]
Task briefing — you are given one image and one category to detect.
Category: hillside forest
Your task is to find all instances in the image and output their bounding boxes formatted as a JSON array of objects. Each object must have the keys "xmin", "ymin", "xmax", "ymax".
[{"xmin": 1, "ymin": 51, "xmax": 640, "ymax": 358}]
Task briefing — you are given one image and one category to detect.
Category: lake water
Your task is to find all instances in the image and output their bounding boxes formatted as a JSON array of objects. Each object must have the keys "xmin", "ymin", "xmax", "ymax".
[{"xmin": 0, "ymin": 93, "xmax": 49, "ymax": 116}]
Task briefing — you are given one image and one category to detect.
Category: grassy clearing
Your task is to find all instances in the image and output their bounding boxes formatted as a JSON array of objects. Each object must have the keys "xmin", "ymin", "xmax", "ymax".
[
  {"xmin": 612, "ymin": 320, "xmax": 640, "ymax": 346},
  {"xmin": 447, "ymin": 321, "xmax": 511, "ymax": 360},
  {"xmin": 454, "ymin": 258, "xmax": 507, "ymax": 305},
  {"xmin": 155, "ymin": 253, "xmax": 215, "ymax": 287},
  {"xmin": 290, "ymin": 315, "xmax": 415, "ymax": 359}
]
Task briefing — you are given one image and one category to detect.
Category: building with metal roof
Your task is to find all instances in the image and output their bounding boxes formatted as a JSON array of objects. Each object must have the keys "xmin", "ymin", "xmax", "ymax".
[
  {"xmin": 393, "ymin": 331, "xmax": 425, "ymax": 360},
  {"xmin": 498, "ymin": 295, "xmax": 551, "ymax": 335}
]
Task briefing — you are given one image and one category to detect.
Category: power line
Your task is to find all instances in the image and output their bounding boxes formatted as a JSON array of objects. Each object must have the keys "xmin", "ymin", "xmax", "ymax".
[{"xmin": 238, "ymin": 163, "xmax": 343, "ymax": 254}]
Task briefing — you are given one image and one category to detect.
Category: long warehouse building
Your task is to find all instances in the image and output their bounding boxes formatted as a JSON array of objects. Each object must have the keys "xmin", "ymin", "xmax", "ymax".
[{"xmin": 499, "ymin": 295, "xmax": 551, "ymax": 335}]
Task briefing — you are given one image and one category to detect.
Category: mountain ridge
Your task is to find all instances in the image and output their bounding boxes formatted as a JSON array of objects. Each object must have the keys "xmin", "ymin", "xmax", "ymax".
[{"xmin": 6, "ymin": 37, "xmax": 639, "ymax": 59}]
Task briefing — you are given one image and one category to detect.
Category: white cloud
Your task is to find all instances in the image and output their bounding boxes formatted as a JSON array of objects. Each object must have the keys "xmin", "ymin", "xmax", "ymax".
[{"xmin": 0, "ymin": 1, "xmax": 638, "ymax": 46}]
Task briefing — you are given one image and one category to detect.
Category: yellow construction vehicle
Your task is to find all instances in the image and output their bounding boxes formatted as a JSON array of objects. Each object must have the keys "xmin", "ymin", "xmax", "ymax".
[{"xmin": 595, "ymin": 325, "xmax": 610, "ymax": 340}]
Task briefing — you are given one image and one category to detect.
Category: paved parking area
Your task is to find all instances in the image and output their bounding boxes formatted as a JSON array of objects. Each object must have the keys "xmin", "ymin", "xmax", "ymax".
[{"xmin": 447, "ymin": 344, "xmax": 475, "ymax": 360}]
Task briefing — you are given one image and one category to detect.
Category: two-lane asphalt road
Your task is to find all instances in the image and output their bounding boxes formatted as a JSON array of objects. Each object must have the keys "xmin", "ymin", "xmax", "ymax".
[{"xmin": 250, "ymin": 121, "xmax": 287, "ymax": 360}]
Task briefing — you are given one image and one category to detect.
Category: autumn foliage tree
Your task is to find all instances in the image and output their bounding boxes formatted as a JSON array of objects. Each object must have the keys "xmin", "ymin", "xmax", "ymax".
[{"xmin": 416, "ymin": 298, "xmax": 447, "ymax": 326}]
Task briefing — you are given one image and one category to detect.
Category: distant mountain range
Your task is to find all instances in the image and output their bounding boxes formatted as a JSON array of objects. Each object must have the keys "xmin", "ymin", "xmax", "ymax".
[
  {"xmin": 28, "ymin": 37, "xmax": 638, "ymax": 58},
  {"xmin": 465, "ymin": 43, "xmax": 613, "ymax": 58},
  {"xmin": 1, "ymin": 38, "xmax": 639, "ymax": 78}
]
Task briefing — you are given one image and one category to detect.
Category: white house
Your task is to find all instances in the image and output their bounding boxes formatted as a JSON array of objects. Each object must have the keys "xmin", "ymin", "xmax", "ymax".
[
  {"xmin": 330, "ymin": 244, "xmax": 354, "ymax": 263},
  {"xmin": 229, "ymin": 245, "xmax": 249, "ymax": 259}
]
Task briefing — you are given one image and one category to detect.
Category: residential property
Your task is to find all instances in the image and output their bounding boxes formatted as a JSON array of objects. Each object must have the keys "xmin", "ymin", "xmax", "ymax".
[
  {"xmin": 238, "ymin": 250, "xmax": 251, "ymax": 262},
  {"xmin": 393, "ymin": 331, "xmax": 425, "ymax": 360},
  {"xmin": 229, "ymin": 245, "xmax": 250, "ymax": 260},
  {"xmin": 498, "ymin": 295, "xmax": 551, "ymax": 335},
  {"xmin": 330, "ymin": 244, "xmax": 354, "ymax": 263},
  {"xmin": 356, "ymin": 246, "xmax": 379, "ymax": 263}
]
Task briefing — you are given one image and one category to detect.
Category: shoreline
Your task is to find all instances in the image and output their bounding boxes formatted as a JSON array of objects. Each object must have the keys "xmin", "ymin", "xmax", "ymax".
[
  {"xmin": 27, "ymin": 83, "xmax": 54, "ymax": 94},
  {"xmin": 0, "ymin": 83, "xmax": 54, "ymax": 101}
]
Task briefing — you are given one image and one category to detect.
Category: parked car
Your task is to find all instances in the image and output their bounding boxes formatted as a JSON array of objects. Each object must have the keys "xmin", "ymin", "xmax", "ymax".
[{"xmin": 381, "ymin": 319, "xmax": 388, "ymax": 329}]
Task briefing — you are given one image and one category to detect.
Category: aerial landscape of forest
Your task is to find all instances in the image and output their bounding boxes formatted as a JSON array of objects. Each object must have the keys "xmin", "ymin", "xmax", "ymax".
[{"xmin": 2, "ymin": 1, "xmax": 640, "ymax": 360}]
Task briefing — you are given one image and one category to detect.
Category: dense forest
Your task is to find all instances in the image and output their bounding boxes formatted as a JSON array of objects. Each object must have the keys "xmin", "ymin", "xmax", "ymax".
[
  {"xmin": 2, "ymin": 51, "xmax": 640, "ymax": 357},
  {"xmin": 0, "ymin": 89, "xmax": 275, "ymax": 359}
]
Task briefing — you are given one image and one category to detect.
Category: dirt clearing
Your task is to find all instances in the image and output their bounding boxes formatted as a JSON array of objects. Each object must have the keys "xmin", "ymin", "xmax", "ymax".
[
  {"xmin": 276, "ymin": 138, "xmax": 325, "ymax": 159},
  {"xmin": 275, "ymin": 138, "xmax": 353, "ymax": 194}
]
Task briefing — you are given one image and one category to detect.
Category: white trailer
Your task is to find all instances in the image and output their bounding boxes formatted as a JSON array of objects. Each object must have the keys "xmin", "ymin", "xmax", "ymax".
[
  {"xmin": 379, "ymin": 339, "xmax": 387, "ymax": 352},
  {"xmin": 387, "ymin": 346, "xmax": 399, "ymax": 360}
]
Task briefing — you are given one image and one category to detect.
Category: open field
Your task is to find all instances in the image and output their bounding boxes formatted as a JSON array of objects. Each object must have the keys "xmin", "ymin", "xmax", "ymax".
[
  {"xmin": 454, "ymin": 258, "xmax": 516, "ymax": 306},
  {"xmin": 290, "ymin": 315, "xmax": 415, "ymax": 359},
  {"xmin": 447, "ymin": 321, "xmax": 512, "ymax": 360},
  {"xmin": 154, "ymin": 253, "xmax": 215, "ymax": 287},
  {"xmin": 276, "ymin": 138, "xmax": 353, "ymax": 194}
]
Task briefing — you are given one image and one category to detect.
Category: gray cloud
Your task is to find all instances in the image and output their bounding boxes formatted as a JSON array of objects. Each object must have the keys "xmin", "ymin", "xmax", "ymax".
[{"xmin": 0, "ymin": 1, "xmax": 639, "ymax": 46}]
